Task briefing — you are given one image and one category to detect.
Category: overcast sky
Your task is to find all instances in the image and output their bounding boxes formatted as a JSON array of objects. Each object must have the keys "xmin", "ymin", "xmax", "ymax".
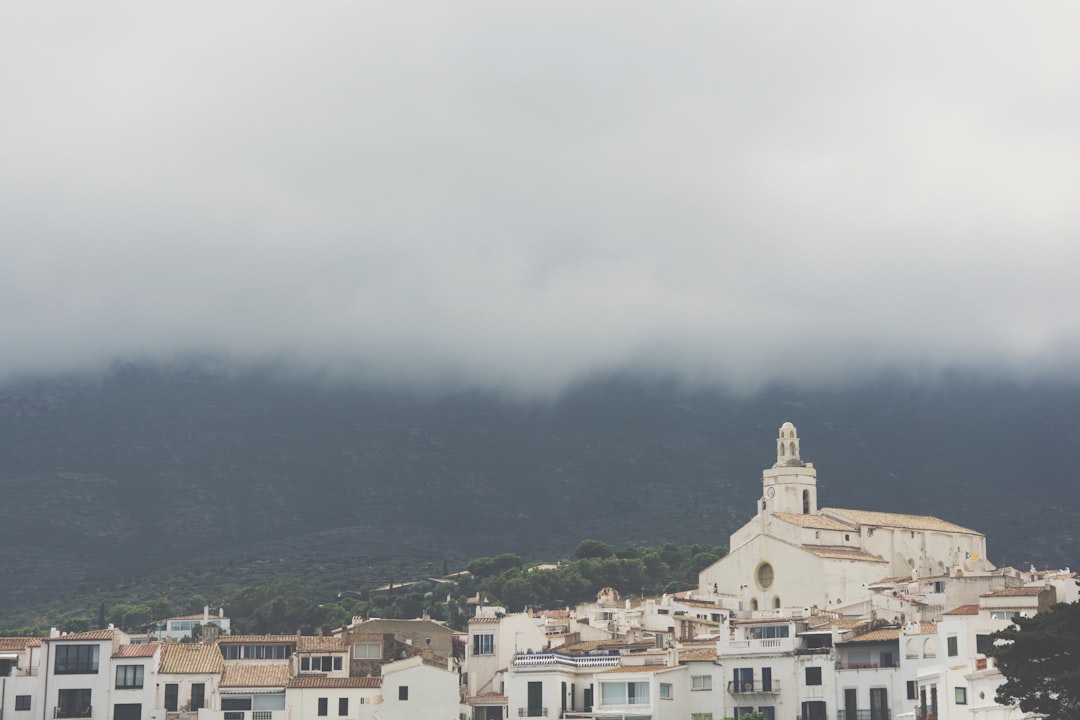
[{"xmin": 2, "ymin": 2, "xmax": 1078, "ymax": 394}]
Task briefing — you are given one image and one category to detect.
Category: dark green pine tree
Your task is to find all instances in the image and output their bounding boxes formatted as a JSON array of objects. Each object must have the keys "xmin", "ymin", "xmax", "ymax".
[{"xmin": 989, "ymin": 601, "xmax": 1080, "ymax": 719}]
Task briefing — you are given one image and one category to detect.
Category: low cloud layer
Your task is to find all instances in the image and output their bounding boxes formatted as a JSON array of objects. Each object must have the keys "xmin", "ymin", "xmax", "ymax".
[{"xmin": 3, "ymin": 2, "xmax": 1079, "ymax": 394}]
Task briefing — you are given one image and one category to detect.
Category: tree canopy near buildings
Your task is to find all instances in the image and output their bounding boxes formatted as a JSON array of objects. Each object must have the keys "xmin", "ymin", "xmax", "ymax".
[{"xmin": 989, "ymin": 600, "xmax": 1080, "ymax": 719}]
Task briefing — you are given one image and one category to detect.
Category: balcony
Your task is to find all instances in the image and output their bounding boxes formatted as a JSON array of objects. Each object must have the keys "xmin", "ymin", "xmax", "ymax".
[
  {"xmin": 836, "ymin": 662, "xmax": 898, "ymax": 671},
  {"xmin": 54, "ymin": 707, "xmax": 92, "ymax": 718},
  {"xmin": 721, "ymin": 637, "xmax": 795, "ymax": 654},
  {"xmin": 513, "ymin": 652, "xmax": 619, "ymax": 669},
  {"xmin": 837, "ymin": 711, "xmax": 890, "ymax": 720},
  {"xmin": 517, "ymin": 708, "xmax": 548, "ymax": 717},
  {"xmin": 727, "ymin": 680, "xmax": 781, "ymax": 694}
]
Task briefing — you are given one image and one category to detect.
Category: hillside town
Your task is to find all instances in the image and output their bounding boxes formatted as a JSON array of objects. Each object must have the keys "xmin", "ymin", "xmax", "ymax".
[{"xmin": 2, "ymin": 424, "xmax": 1074, "ymax": 720}]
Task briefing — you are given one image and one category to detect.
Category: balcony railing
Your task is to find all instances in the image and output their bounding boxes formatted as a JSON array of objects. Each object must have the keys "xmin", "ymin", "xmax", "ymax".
[
  {"xmin": 837, "ymin": 662, "xmax": 898, "ymax": 670},
  {"xmin": 727, "ymin": 680, "xmax": 781, "ymax": 694},
  {"xmin": 837, "ymin": 710, "xmax": 890, "ymax": 720},
  {"xmin": 513, "ymin": 652, "xmax": 619, "ymax": 668},
  {"xmin": 54, "ymin": 707, "xmax": 92, "ymax": 718},
  {"xmin": 517, "ymin": 708, "xmax": 547, "ymax": 717}
]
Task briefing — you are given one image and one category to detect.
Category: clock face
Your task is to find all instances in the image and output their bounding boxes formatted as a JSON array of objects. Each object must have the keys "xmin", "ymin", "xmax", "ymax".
[{"xmin": 767, "ymin": 487, "xmax": 776, "ymax": 498}]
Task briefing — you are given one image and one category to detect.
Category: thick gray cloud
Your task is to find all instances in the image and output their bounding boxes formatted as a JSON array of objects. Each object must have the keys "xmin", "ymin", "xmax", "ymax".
[{"xmin": 2, "ymin": 2, "xmax": 1078, "ymax": 393}]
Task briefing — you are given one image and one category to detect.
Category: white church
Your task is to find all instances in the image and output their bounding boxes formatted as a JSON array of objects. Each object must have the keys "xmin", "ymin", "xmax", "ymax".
[{"xmin": 698, "ymin": 422, "xmax": 993, "ymax": 613}]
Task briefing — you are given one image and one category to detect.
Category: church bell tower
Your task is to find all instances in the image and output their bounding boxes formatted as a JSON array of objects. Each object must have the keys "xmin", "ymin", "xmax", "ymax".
[{"xmin": 761, "ymin": 422, "xmax": 818, "ymax": 515}]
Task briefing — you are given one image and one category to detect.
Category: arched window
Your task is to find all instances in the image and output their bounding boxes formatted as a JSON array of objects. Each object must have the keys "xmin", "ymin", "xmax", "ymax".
[
  {"xmin": 750, "ymin": 598, "xmax": 758, "ymax": 611},
  {"xmin": 773, "ymin": 596, "xmax": 781, "ymax": 609},
  {"xmin": 789, "ymin": 441, "xmax": 796, "ymax": 456},
  {"xmin": 924, "ymin": 638, "xmax": 936, "ymax": 658},
  {"xmin": 906, "ymin": 638, "xmax": 919, "ymax": 660},
  {"xmin": 803, "ymin": 490, "xmax": 810, "ymax": 514},
  {"xmin": 779, "ymin": 443, "xmax": 785, "ymax": 456}
]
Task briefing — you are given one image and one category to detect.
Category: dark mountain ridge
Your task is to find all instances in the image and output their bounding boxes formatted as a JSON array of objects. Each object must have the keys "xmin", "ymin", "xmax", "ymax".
[{"xmin": 1, "ymin": 366, "xmax": 1076, "ymax": 611}]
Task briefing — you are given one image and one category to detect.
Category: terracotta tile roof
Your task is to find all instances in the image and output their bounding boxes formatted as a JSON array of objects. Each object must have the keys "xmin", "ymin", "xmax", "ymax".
[
  {"xmin": 823, "ymin": 508, "xmax": 980, "ymax": 534},
  {"xmin": 218, "ymin": 635, "xmax": 297, "ymax": 644},
  {"xmin": 676, "ymin": 599, "xmax": 727, "ymax": 609},
  {"xmin": 773, "ymin": 512, "xmax": 856, "ymax": 530},
  {"xmin": 600, "ymin": 664, "xmax": 671, "ymax": 674},
  {"xmin": 468, "ymin": 617, "xmax": 503, "ymax": 625},
  {"xmin": 287, "ymin": 676, "xmax": 381, "ymax": 689},
  {"xmin": 557, "ymin": 640, "xmax": 622, "ymax": 654},
  {"xmin": 114, "ymin": 643, "xmax": 161, "ymax": 658},
  {"xmin": 466, "ymin": 694, "xmax": 507, "ymax": 705},
  {"xmin": 45, "ymin": 629, "xmax": 115, "ymax": 642},
  {"xmin": 165, "ymin": 613, "xmax": 218, "ymax": 622},
  {"xmin": 679, "ymin": 647, "xmax": 718, "ymax": 662},
  {"xmin": 842, "ymin": 628, "xmax": 901, "ymax": 643},
  {"xmin": 904, "ymin": 623, "xmax": 938, "ymax": 635},
  {"xmin": 297, "ymin": 636, "xmax": 347, "ymax": 652},
  {"xmin": 0, "ymin": 637, "xmax": 42, "ymax": 651},
  {"xmin": 872, "ymin": 575, "xmax": 914, "ymax": 585},
  {"xmin": 221, "ymin": 663, "xmax": 290, "ymax": 688},
  {"xmin": 945, "ymin": 605, "xmax": 980, "ymax": 615},
  {"xmin": 802, "ymin": 546, "xmax": 888, "ymax": 563},
  {"xmin": 807, "ymin": 617, "xmax": 867, "ymax": 631},
  {"xmin": 159, "ymin": 643, "xmax": 225, "ymax": 674},
  {"xmin": 982, "ymin": 588, "xmax": 1046, "ymax": 597}
]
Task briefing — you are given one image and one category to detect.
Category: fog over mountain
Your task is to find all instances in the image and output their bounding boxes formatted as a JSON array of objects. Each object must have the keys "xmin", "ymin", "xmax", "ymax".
[
  {"xmin": 2, "ymin": 2, "xmax": 1079, "ymax": 395},
  {"xmin": 2, "ymin": 4, "xmax": 1078, "ymax": 611}
]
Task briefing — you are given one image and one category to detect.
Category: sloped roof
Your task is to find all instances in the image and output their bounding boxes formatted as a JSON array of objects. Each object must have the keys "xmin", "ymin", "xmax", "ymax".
[
  {"xmin": 982, "ymin": 587, "xmax": 1045, "ymax": 597},
  {"xmin": 159, "ymin": 643, "xmax": 224, "ymax": 674},
  {"xmin": 773, "ymin": 512, "xmax": 856, "ymax": 531},
  {"xmin": 468, "ymin": 617, "xmax": 502, "ymax": 625},
  {"xmin": 0, "ymin": 637, "xmax": 42, "ymax": 651},
  {"xmin": 466, "ymin": 693, "xmax": 507, "ymax": 706},
  {"xmin": 823, "ymin": 508, "xmax": 980, "ymax": 534},
  {"xmin": 221, "ymin": 663, "xmax": 290, "ymax": 688},
  {"xmin": 218, "ymin": 635, "xmax": 297, "ymax": 644},
  {"xmin": 802, "ymin": 546, "xmax": 888, "ymax": 563},
  {"xmin": 114, "ymin": 643, "xmax": 160, "ymax": 658},
  {"xmin": 945, "ymin": 605, "xmax": 980, "ymax": 615},
  {"xmin": 45, "ymin": 629, "xmax": 116, "ymax": 642},
  {"xmin": 297, "ymin": 636, "xmax": 347, "ymax": 652},
  {"xmin": 841, "ymin": 628, "xmax": 901, "ymax": 644},
  {"xmin": 679, "ymin": 647, "xmax": 718, "ymax": 662},
  {"xmin": 287, "ymin": 676, "xmax": 381, "ymax": 689}
]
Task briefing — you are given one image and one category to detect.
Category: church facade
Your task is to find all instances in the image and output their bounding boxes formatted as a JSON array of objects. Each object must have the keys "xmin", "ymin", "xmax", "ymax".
[{"xmin": 698, "ymin": 422, "xmax": 993, "ymax": 613}]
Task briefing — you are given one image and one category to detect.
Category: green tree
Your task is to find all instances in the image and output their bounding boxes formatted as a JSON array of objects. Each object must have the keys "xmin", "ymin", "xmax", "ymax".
[
  {"xmin": 575, "ymin": 539, "xmax": 615, "ymax": 560},
  {"xmin": 989, "ymin": 601, "xmax": 1080, "ymax": 719}
]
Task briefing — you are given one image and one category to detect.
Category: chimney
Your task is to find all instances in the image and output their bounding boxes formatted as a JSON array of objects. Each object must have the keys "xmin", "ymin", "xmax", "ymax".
[
  {"xmin": 50, "ymin": 627, "xmax": 60, "ymax": 638},
  {"xmin": 219, "ymin": 607, "xmax": 224, "ymax": 618},
  {"xmin": 204, "ymin": 606, "xmax": 210, "ymax": 623},
  {"xmin": 422, "ymin": 611, "xmax": 430, "ymax": 622}
]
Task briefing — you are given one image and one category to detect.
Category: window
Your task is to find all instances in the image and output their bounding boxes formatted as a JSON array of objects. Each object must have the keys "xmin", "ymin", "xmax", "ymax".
[
  {"xmin": 115, "ymin": 665, "xmax": 144, "ymax": 689},
  {"xmin": 318, "ymin": 698, "xmax": 328, "ymax": 716},
  {"xmin": 756, "ymin": 563, "xmax": 775, "ymax": 590},
  {"xmin": 353, "ymin": 642, "xmax": 381, "ymax": 659},
  {"xmin": 191, "ymin": 684, "xmax": 205, "ymax": 711},
  {"xmin": 600, "ymin": 682, "xmax": 649, "ymax": 705},
  {"xmin": 472, "ymin": 633, "xmax": 495, "ymax": 656},
  {"xmin": 692, "ymin": 675, "xmax": 712, "ymax": 691},
  {"xmin": 15, "ymin": 696, "xmax": 31, "ymax": 711},
  {"xmin": 947, "ymin": 635, "xmax": 959, "ymax": 657},
  {"xmin": 338, "ymin": 698, "xmax": 348, "ymax": 716},
  {"xmin": 398, "ymin": 686, "xmax": 409, "ymax": 701},
  {"xmin": 758, "ymin": 707, "xmax": 776, "ymax": 720},
  {"xmin": 55, "ymin": 645, "xmax": 100, "ymax": 674},
  {"xmin": 113, "ymin": 704, "xmax": 141, "ymax": 720},
  {"xmin": 733, "ymin": 708, "xmax": 755, "ymax": 719},
  {"xmin": 659, "ymin": 683, "xmax": 672, "ymax": 699},
  {"xmin": 747, "ymin": 625, "xmax": 789, "ymax": 639},
  {"xmin": 801, "ymin": 701, "xmax": 827, "ymax": 720},
  {"xmin": 57, "ymin": 689, "xmax": 92, "ymax": 718},
  {"xmin": 221, "ymin": 698, "xmax": 252, "ymax": 711},
  {"xmin": 907, "ymin": 681, "xmax": 918, "ymax": 700},
  {"xmin": 955, "ymin": 687, "xmax": 967, "ymax": 704},
  {"xmin": 805, "ymin": 666, "xmax": 822, "ymax": 685},
  {"xmin": 976, "ymin": 634, "xmax": 992, "ymax": 654},
  {"xmin": 165, "ymin": 684, "xmax": 179, "ymax": 712},
  {"xmin": 302, "ymin": 656, "xmax": 341, "ymax": 672}
]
